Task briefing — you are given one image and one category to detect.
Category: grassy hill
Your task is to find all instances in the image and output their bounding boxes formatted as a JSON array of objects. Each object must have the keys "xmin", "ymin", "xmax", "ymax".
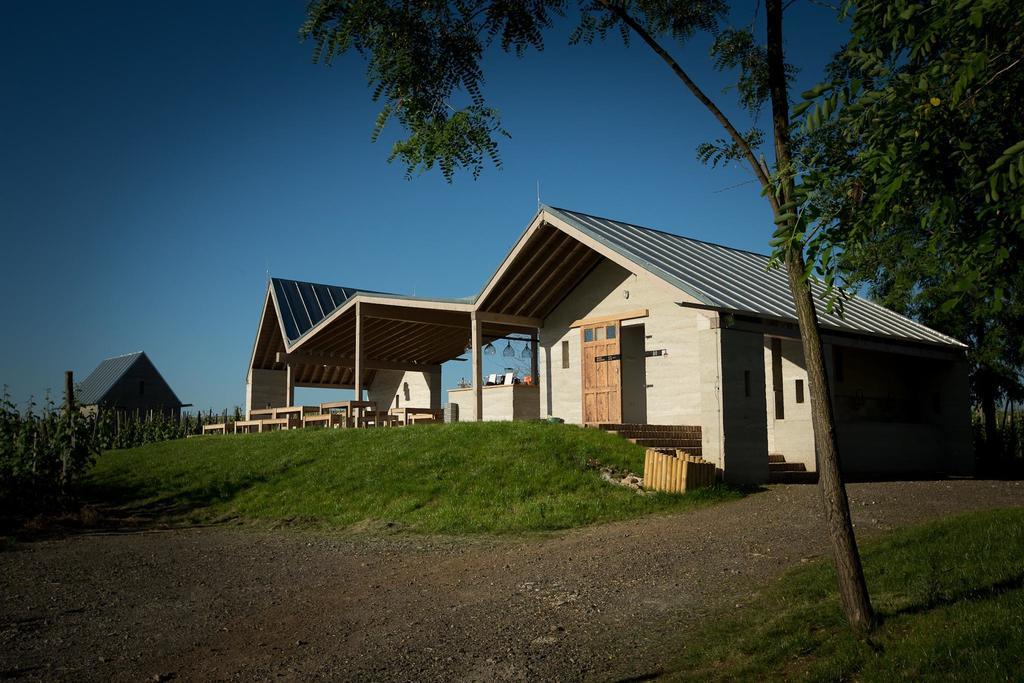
[
  {"xmin": 666, "ymin": 507, "xmax": 1024, "ymax": 681},
  {"xmin": 82, "ymin": 422, "xmax": 738, "ymax": 534}
]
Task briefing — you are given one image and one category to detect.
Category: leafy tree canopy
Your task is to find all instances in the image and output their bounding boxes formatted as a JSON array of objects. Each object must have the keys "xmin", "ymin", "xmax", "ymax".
[{"xmin": 793, "ymin": 0, "xmax": 1024, "ymax": 450}]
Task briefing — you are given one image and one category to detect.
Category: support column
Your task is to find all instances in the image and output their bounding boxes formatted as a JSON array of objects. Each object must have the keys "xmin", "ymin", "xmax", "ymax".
[
  {"xmin": 530, "ymin": 331, "xmax": 539, "ymax": 383},
  {"xmin": 471, "ymin": 311, "xmax": 483, "ymax": 421},
  {"xmin": 285, "ymin": 364, "xmax": 295, "ymax": 407},
  {"xmin": 354, "ymin": 301, "xmax": 364, "ymax": 401}
]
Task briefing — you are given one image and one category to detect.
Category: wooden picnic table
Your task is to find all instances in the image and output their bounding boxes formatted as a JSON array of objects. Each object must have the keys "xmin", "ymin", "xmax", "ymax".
[
  {"xmin": 272, "ymin": 405, "xmax": 318, "ymax": 419},
  {"xmin": 320, "ymin": 400, "xmax": 377, "ymax": 419},
  {"xmin": 389, "ymin": 407, "xmax": 443, "ymax": 425}
]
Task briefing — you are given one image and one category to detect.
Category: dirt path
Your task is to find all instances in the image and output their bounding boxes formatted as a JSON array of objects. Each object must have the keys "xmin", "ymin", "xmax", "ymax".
[{"xmin": 2, "ymin": 480, "xmax": 1023, "ymax": 681}]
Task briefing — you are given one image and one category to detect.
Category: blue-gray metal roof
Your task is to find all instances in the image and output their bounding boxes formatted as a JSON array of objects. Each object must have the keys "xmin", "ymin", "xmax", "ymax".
[
  {"xmin": 270, "ymin": 277, "xmax": 475, "ymax": 345},
  {"xmin": 271, "ymin": 278, "xmax": 374, "ymax": 344},
  {"xmin": 76, "ymin": 351, "xmax": 183, "ymax": 406},
  {"xmin": 544, "ymin": 206, "xmax": 964, "ymax": 348}
]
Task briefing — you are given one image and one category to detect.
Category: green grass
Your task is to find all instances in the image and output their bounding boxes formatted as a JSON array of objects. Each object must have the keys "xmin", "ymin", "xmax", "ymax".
[
  {"xmin": 666, "ymin": 507, "xmax": 1024, "ymax": 681},
  {"xmin": 82, "ymin": 422, "xmax": 739, "ymax": 534}
]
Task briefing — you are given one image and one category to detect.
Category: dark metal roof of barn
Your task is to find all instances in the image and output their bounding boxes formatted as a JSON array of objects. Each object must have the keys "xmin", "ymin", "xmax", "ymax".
[
  {"xmin": 543, "ymin": 206, "xmax": 965, "ymax": 348},
  {"xmin": 76, "ymin": 351, "xmax": 183, "ymax": 406}
]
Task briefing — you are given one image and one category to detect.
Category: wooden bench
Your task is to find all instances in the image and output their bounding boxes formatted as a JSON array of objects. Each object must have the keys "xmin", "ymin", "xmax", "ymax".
[
  {"xmin": 389, "ymin": 407, "xmax": 444, "ymax": 426},
  {"xmin": 302, "ymin": 413, "xmax": 350, "ymax": 429},
  {"xmin": 359, "ymin": 410, "xmax": 398, "ymax": 428},
  {"xmin": 234, "ymin": 417, "xmax": 302, "ymax": 433},
  {"xmin": 202, "ymin": 423, "xmax": 233, "ymax": 435}
]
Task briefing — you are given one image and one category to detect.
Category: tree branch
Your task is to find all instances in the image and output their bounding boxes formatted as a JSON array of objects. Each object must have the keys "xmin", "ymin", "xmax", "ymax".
[{"xmin": 595, "ymin": 0, "xmax": 779, "ymax": 212}]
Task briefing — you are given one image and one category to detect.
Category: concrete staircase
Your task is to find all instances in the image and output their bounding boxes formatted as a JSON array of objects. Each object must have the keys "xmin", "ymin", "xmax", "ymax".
[
  {"xmin": 768, "ymin": 453, "xmax": 817, "ymax": 483},
  {"xmin": 596, "ymin": 424, "xmax": 702, "ymax": 457}
]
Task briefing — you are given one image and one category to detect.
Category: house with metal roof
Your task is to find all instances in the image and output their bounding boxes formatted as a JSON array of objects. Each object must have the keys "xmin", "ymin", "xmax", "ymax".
[
  {"xmin": 246, "ymin": 206, "xmax": 974, "ymax": 483},
  {"xmin": 77, "ymin": 351, "xmax": 184, "ymax": 418}
]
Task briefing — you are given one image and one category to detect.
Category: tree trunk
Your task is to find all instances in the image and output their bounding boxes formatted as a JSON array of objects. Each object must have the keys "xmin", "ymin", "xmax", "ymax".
[
  {"xmin": 766, "ymin": 0, "xmax": 874, "ymax": 632},
  {"xmin": 785, "ymin": 250, "xmax": 875, "ymax": 632}
]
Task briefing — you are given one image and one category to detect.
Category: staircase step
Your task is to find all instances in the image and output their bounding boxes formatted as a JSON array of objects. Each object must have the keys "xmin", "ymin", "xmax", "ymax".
[
  {"xmin": 599, "ymin": 423, "xmax": 701, "ymax": 436},
  {"xmin": 768, "ymin": 453, "xmax": 786, "ymax": 463},
  {"xmin": 769, "ymin": 462, "xmax": 807, "ymax": 472},
  {"xmin": 628, "ymin": 438, "xmax": 703, "ymax": 448}
]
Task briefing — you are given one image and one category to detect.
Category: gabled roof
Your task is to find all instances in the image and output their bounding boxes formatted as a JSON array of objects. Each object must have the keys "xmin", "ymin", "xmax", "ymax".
[
  {"xmin": 269, "ymin": 277, "xmax": 476, "ymax": 346},
  {"xmin": 270, "ymin": 278, "xmax": 383, "ymax": 344},
  {"xmin": 76, "ymin": 351, "xmax": 182, "ymax": 406},
  {"xmin": 543, "ymin": 206, "xmax": 964, "ymax": 348}
]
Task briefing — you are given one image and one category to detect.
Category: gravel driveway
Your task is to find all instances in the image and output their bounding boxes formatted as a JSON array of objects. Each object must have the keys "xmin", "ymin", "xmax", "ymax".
[{"xmin": 2, "ymin": 480, "xmax": 1023, "ymax": 681}]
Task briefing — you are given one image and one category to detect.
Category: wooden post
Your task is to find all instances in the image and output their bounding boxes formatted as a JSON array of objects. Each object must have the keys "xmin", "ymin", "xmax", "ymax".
[
  {"xmin": 354, "ymin": 301, "xmax": 364, "ymax": 402},
  {"xmin": 530, "ymin": 332, "xmax": 539, "ymax": 383},
  {"xmin": 471, "ymin": 312, "xmax": 483, "ymax": 421},
  {"xmin": 285, "ymin": 364, "xmax": 295, "ymax": 407},
  {"xmin": 64, "ymin": 370, "xmax": 74, "ymax": 415}
]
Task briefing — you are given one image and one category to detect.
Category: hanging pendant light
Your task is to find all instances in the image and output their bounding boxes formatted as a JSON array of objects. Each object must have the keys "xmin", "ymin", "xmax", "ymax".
[
  {"xmin": 483, "ymin": 342, "xmax": 496, "ymax": 356},
  {"xmin": 503, "ymin": 340, "xmax": 515, "ymax": 358},
  {"xmin": 520, "ymin": 342, "xmax": 532, "ymax": 360}
]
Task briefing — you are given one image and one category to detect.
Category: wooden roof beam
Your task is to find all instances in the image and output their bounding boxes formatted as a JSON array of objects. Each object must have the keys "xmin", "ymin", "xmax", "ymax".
[{"xmin": 277, "ymin": 351, "xmax": 440, "ymax": 375}]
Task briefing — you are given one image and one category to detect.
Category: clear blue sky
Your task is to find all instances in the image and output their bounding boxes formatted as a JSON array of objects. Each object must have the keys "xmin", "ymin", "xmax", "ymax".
[{"xmin": 0, "ymin": 1, "xmax": 849, "ymax": 412}]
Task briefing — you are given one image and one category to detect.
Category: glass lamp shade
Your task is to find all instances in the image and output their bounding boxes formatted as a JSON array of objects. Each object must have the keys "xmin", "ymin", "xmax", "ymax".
[
  {"xmin": 503, "ymin": 340, "xmax": 515, "ymax": 358},
  {"xmin": 520, "ymin": 343, "xmax": 532, "ymax": 360},
  {"xmin": 483, "ymin": 342, "xmax": 496, "ymax": 356}
]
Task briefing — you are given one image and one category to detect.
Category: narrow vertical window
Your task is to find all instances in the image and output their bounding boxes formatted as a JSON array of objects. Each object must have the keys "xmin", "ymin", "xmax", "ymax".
[
  {"xmin": 139, "ymin": 380, "xmax": 145, "ymax": 395},
  {"xmin": 771, "ymin": 338, "xmax": 785, "ymax": 420},
  {"xmin": 795, "ymin": 379, "xmax": 805, "ymax": 404},
  {"xmin": 561, "ymin": 340, "xmax": 570, "ymax": 369},
  {"xmin": 744, "ymin": 370, "xmax": 751, "ymax": 397},
  {"xmin": 833, "ymin": 347, "xmax": 845, "ymax": 383}
]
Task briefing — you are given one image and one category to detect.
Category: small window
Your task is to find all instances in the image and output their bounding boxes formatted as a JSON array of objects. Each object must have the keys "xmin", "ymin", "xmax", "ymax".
[
  {"xmin": 395, "ymin": 394, "xmax": 400, "ymax": 408},
  {"xmin": 795, "ymin": 379, "xmax": 805, "ymax": 403},
  {"xmin": 606, "ymin": 325, "xmax": 616, "ymax": 340},
  {"xmin": 595, "ymin": 326, "xmax": 605, "ymax": 341},
  {"xmin": 561, "ymin": 340, "xmax": 570, "ymax": 369},
  {"xmin": 139, "ymin": 380, "xmax": 145, "ymax": 395},
  {"xmin": 833, "ymin": 348, "xmax": 844, "ymax": 383},
  {"xmin": 584, "ymin": 328, "xmax": 594, "ymax": 342},
  {"xmin": 744, "ymin": 370, "xmax": 751, "ymax": 398}
]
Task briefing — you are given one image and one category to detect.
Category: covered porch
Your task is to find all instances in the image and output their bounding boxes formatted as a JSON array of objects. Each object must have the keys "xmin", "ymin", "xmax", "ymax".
[{"xmin": 246, "ymin": 279, "xmax": 544, "ymax": 424}]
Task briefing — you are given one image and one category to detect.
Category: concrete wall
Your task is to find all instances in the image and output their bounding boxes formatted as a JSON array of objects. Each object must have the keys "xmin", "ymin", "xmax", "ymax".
[
  {"xmin": 367, "ymin": 369, "xmax": 441, "ymax": 411},
  {"xmin": 760, "ymin": 336, "xmax": 975, "ymax": 477},
  {"xmin": 764, "ymin": 338, "xmax": 815, "ymax": 470},
  {"xmin": 719, "ymin": 328, "xmax": 769, "ymax": 484},
  {"xmin": 448, "ymin": 385, "xmax": 540, "ymax": 421},
  {"xmin": 538, "ymin": 258, "xmax": 714, "ymax": 426},
  {"xmin": 246, "ymin": 368, "xmax": 288, "ymax": 418}
]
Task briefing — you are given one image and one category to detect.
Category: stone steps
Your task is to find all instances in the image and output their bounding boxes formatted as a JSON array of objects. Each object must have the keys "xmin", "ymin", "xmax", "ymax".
[
  {"xmin": 768, "ymin": 453, "xmax": 817, "ymax": 483},
  {"xmin": 627, "ymin": 437, "xmax": 703, "ymax": 449},
  {"xmin": 597, "ymin": 423, "xmax": 703, "ymax": 457}
]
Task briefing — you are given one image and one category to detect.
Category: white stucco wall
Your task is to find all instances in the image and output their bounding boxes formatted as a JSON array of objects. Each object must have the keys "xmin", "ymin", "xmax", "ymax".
[
  {"xmin": 538, "ymin": 258, "xmax": 714, "ymax": 426},
  {"xmin": 759, "ymin": 335, "xmax": 975, "ymax": 477},
  {"xmin": 764, "ymin": 337, "xmax": 815, "ymax": 470},
  {"xmin": 367, "ymin": 369, "xmax": 441, "ymax": 411},
  {"xmin": 447, "ymin": 384, "xmax": 540, "ymax": 421}
]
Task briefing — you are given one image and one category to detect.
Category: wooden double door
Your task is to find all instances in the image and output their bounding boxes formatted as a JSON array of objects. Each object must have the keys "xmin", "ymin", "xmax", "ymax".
[{"xmin": 581, "ymin": 320, "xmax": 622, "ymax": 424}]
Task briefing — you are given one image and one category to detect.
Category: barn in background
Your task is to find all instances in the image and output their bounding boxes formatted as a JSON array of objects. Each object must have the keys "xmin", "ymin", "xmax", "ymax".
[{"xmin": 76, "ymin": 351, "xmax": 184, "ymax": 418}]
